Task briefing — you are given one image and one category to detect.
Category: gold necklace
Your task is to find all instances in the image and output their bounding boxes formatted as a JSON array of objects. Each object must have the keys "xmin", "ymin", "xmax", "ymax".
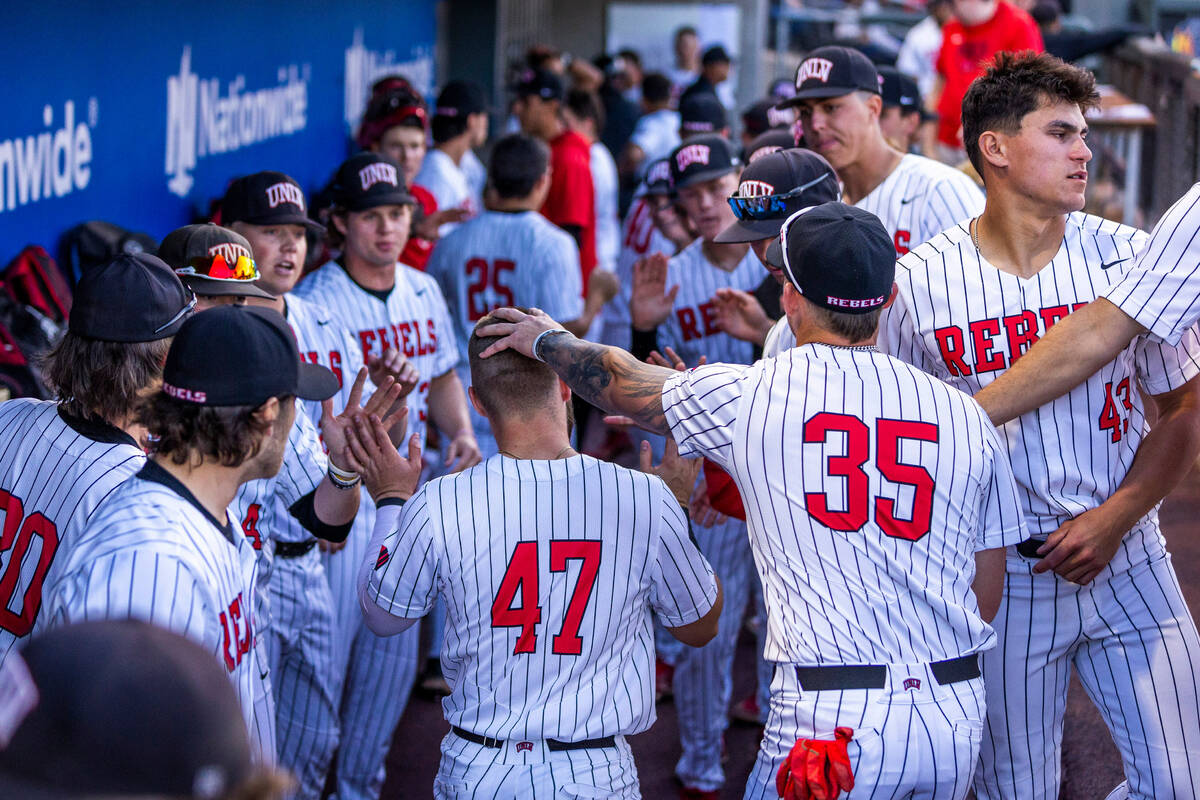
[
  {"xmin": 499, "ymin": 445, "xmax": 575, "ymax": 460},
  {"xmin": 971, "ymin": 216, "xmax": 982, "ymax": 253}
]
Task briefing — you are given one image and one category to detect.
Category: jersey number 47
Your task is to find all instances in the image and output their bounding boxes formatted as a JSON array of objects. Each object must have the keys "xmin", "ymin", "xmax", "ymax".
[{"xmin": 491, "ymin": 539, "xmax": 601, "ymax": 656}]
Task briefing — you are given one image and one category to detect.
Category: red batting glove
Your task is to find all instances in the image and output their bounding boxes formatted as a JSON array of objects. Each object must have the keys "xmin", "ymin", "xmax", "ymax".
[{"xmin": 776, "ymin": 727, "xmax": 855, "ymax": 800}]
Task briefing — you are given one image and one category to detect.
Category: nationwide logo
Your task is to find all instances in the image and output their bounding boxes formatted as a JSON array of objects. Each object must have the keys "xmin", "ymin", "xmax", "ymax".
[
  {"xmin": 165, "ymin": 46, "xmax": 310, "ymax": 198},
  {"xmin": 0, "ymin": 99, "xmax": 97, "ymax": 215},
  {"xmin": 795, "ymin": 57, "xmax": 835, "ymax": 86},
  {"xmin": 265, "ymin": 181, "xmax": 304, "ymax": 210},
  {"xmin": 344, "ymin": 28, "xmax": 433, "ymax": 133}
]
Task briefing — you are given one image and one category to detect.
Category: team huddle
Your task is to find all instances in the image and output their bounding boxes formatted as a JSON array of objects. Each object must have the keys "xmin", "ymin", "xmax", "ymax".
[{"xmin": 1, "ymin": 44, "xmax": 1199, "ymax": 800}]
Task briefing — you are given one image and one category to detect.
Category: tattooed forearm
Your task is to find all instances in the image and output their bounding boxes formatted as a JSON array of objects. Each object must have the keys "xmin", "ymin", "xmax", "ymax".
[{"xmin": 541, "ymin": 334, "xmax": 675, "ymax": 434}]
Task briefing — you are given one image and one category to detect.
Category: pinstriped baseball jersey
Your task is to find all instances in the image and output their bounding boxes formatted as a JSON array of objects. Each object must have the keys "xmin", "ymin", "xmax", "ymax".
[
  {"xmin": 293, "ymin": 261, "xmax": 458, "ymax": 448},
  {"xmin": 1104, "ymin": 181, "xmax": 1200, "ymax": 346},
  {"xmin": 416, "ymin": 149, "xmax": 476, "ymax": 235},
  {"xmin": 854, "ymin": 154, "xmax": 985, "ymax": 255},
  {"xmin": 285, "ymin": 292, "xmax": 364, "ymax": 427},
  {"xmin": 44, "ymin": 462, "xmax": 273, "ymax": 758},
  {"xmin": 233, "ymin": 408, "xmax": 326, "ymax": 551},
  {"xmin": 663, "ymin": 345, "xmax": 1027, "ymax": 665},
  {"xmin": 0, "ymin": 400, "xmax": 144, "ymax": 665},
  {"xmin": 659, "ymin": 239, "xmax": 764, "ymax": 366},
  {"xmin": 763, "ymin": 316, "xmax": 795, "ymax": 358},
  {"xmin": 600, "ymin": 196, "xmax": 680, "ymax": 351},
  {"xmin": 425, "ymin": 210, "xmax": 584, "ymax": 369},
  {"xmin": 362, "ymin": 454, "xmax": 719, "ymax": 742},
  {"xmin": 879, "ymin": 214, "xmax": 1200, "ymax": 561}
]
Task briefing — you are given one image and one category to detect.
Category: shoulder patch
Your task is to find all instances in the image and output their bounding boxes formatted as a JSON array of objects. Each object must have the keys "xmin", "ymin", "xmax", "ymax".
[{"xmin": 376, "ymin": 545, "xmax": 390, "ymax": 570}]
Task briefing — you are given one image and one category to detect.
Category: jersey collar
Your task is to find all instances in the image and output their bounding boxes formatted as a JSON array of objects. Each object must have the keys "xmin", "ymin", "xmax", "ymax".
[
  {"xmin": 135, "ymin": 460, "xmax": 237, "ymax": 544},
  {"xmin": 57, "ymin": 406, "xmax": 140, "ymax": 449}
]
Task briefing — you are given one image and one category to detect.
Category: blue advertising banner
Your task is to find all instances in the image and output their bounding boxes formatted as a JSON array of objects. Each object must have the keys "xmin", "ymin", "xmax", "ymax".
[{"xmin": 0, "ymin": 1, "xmax": 436, "ymax": 261}]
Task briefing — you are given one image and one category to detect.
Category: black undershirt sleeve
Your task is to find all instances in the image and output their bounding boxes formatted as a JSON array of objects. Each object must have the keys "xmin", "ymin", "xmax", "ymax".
[
  {"xmin": 630, "ymin": 326, "xmax": 659, "ymax": 362},
  {"xmin": 289, "ymin": 488, "xmax": 353, "ymax": 543}
]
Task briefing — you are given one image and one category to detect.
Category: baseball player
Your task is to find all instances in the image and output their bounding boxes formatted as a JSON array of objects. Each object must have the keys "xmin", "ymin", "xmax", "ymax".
[
  {"xmin": 294, "ymin": 151, "xmax": 479, "ymax": 800},
  {"xmin": 416, "ymin": 79, "xmax": 490, "ymax": 234},
  {"xmin": 975, "ymin": 180, "xmax": 1200, "ymax": 422},
  {"xmin": 877, "ymin": 52, "xmax": 1200, "ymax": 799},
  {"xmin": 45, "ymin": 305, "xmax": 342, "ymax": 764},
  {"xmin": 425, "ymin": 133, "xmax": 599, "ymax": 458},
  {"xmin": 474, "ymin": 201, "xmax": 1027, "ymax": 799},
  {"xmin": 778, "ymin": 46, "xmax": 984, "ymax": 256},
  {"xmin": 0, "ymin": 253, "xmax": 191, "ymax": 668},
  {"xmin": 356, "ymin": 311, "xmax": 723, "ymax": 798},
  {"xmin": 627, "ymin": 133, "xmax": 762, "ymax": 797}
]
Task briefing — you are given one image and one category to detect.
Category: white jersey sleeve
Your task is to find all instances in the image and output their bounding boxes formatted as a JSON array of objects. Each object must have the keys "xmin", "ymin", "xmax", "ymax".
[
  {"xmin": 661, "ymin": 363, "xmax": 750, "ymax": 469},
  {"xmin": 877, "ymin": 284, "xmax": 952, "ymax": 379},
  {"xmin": 1104, "ymin": 182, "xmax": 1200, "ymax": 346},
  {"xmin": 648, "ymin": 494, "xmax": 719, "ymax": 626},
  {"xmin": 362, "ymin": 492, "xmax": 438, "ymax": 622},
  {"xmin": 855, "ymin": 154, "xmax": 984, "ymax": 255},
  {"xmin": 978, "ymin": 423, "xmax": 1028, "ymax": 551}
]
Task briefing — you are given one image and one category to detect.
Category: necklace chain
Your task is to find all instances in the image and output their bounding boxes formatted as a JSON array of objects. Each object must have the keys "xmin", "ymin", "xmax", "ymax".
[
  {"xmin": 971, "ymin": 216, "xmax": 982, "ymax": 253},
  {"xmin": 499, "ymin": 445, "xmax": 575, "ymax": 460}
]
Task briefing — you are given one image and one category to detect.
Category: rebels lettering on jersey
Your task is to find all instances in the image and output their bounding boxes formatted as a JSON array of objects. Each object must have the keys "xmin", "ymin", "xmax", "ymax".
[
  {"xmin": 220, "ymin": 591, "xmax": 253, "ymax": 671},
  {"xmin": 676, "ymin": 301, "xmax": 722, "ymax": 342},
  {"xmin": 355, "ymin": 319, "xmax": 438, "ymax": 363},
  {"xmin": 932, "ymin": 303, "xmax": 1088, "ymax": 376}
]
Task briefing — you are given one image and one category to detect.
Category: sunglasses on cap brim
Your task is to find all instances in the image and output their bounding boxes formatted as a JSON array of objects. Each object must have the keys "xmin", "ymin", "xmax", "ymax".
[
  {"xmin": 726, "ymin": 172, "xmax": 836, "ymax": 221},
  {"xmin": 177, "ymin": 253, "xmax": 261, "ymax": 282}
]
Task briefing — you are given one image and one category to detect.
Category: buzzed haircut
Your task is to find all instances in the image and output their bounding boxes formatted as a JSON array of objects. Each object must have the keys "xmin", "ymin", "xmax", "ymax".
[
  {"xmin": 642, "ymin": 73, "xmax": 673, "ymax": 105},
  {"xmin": 468, "ymin": 310, "xmax": 560, "ymax": 418},
  {"xmin": 488, "ymin": 134, "xmax": 551, "ymax": 200},
  {"xmin": 565, "ymin": 88, "xmax": 606, "ymax": 132},
  {"xmin": 617, "ymin": 48, "xmax": 642, "ymax": 69},
  {"xmin": 961, "ymin": 51, "xmax": 1098, "ymax": 179}
]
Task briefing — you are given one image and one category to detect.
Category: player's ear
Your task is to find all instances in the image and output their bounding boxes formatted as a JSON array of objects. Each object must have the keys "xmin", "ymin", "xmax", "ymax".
[
  {"xmin": 881, "ymin": 282, "xmax": 899, "ymax": 310},
  {"xmin": 252, "ymin": 396, "xmax": 281, "ymax": 433},
  {"xmin": 865, "ymin": 92, "xmax": 883, "ymax": 119},
  {"xmin": 978, "ymin": 130, "xmax": 1008, "ymax": 171},
  {"xmin": 467, "ymin": 385, "xmax": 489, "ymax": 420},
  {"xmin": 557, "ymin": 378, "xmax": 573, "ymax": 404},
  {"xmin": 331, "ymin": 212, "xmax": 349, "ymax": 238}
]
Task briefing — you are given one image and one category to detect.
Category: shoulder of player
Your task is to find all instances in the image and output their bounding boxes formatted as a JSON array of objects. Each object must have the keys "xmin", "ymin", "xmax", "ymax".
[
  {"xmin": 895, "ymin": 224, "xmax": 972, "ymax": 276},
  {"xmin": 284, "ymin": 291, "xmax": 349, "ymax": 332},
  {"xmin": 292, "ymin": 260, "xmax": 344, "ymax": 297},
  {"xmin": 876, "ymin": 350, "xmax": 993, "ymax": 422},
  {"xmin": 668, "ymin": 238, "xmax": 705, "ymax": 270},
  {"xmin": 395, "ymin": 261, "xmax": 445, "ymax": 297},
  {"xmin": 900, "ymin": 155, "xmax": 981, "ymax": 195}
]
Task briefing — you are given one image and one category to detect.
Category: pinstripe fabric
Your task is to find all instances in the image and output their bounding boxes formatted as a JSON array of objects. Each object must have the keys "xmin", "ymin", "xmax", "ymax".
[
  {"xmin": 0, "ymin": 399, "xmax": 144, "ymax": 666},
  {"xmin": 599, "ymin": 195, "xmax": 681, "ymax": 351},
  {"xmin": 362, "ymin": 454, "xmax": 717, "ymax": 794},
  {"xmin": 416, "ymin": 149, "xmax": 477, "ymax": 236},
  {"xmin": 1104, "ymin": 182, "xmax": 1200, "ymax": 347},
  {"xmin": 854, "ymin": 153, "xmax": 985, "ymax": 255},
  {"xmin": 763, "ymin": 316, "xmax": 795, "ymax": 359},
  {"xmin": 294, "ymin": 262, "xmax": 458, "ymax": 800},
  {"xmin": 663, "ymin": 345, "xmax": 1026, "ymax": 798},
  {"xmin": 657, "ymin": 239, "xmax": 764, "ymax": 367},
  {"xmin": 878, "ymin": 212, "xmax": 1200, "ymax": 800},
  {"xmin": 44, "ymin": 470, "xmax": 275, "ymax": 762}
]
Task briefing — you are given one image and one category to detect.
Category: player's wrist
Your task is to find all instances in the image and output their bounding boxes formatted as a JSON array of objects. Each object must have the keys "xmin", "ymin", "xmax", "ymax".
[
  {"xmin": 327, "ymin": 463, "xmax": 361, "ymax": 490},
  {"xmin": 533, "ymin": 329, "xmax": 573, "ymax": 362}
]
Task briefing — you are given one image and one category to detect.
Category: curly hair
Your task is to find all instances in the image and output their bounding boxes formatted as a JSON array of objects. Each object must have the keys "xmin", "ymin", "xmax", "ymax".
[
  {"xmin": 41, "ymin": 332, "xmax": 171, "ymax": 425},
  {"xmin": 962, "ymin": 51, "xmax": 1098, "ymax": 179},
  {"xmin": 137, "ymin": 393, "xmax": 281, "ymax": 468}
]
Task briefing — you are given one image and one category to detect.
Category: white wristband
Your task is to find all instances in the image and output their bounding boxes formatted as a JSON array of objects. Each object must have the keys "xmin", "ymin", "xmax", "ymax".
[{"xmin": 532, "ymin": 329, "xmax": 570, "ymax": 363}]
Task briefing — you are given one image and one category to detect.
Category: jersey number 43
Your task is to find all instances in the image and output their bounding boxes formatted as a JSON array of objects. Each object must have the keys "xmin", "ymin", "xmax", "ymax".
[{"xmin": 491, "ymin": 539, "xmax": 601, "ymax": 656}]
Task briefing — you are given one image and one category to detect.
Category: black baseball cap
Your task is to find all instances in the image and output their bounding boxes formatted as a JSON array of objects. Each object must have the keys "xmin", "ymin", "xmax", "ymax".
[
  {"xmin": 434, "ymin": 79, "xmax": 488, "ymax": 119},
  {"xmin": 0, "ymin": 620, "xmax": 252, "ymax": 799},
  {"xmin": 717, "ymin": 149, "xmax": 840, "ymax": 242},
  {"xmin": 702, "ymin": 44, "xmax": 732, "ymax": 66},
  {"xmin": 744, "ymin": 128, "xmax": 800, "ymax": 163},
  {"xmin": 680, "ymin": 93, "xmax": 728, "ymax": 135},
  {"xmin": 220, "ymin": 171, "xmax": 324, "ymax": 234},
  {"xmin": 158, "ymin": 224, "xmax": 275, "ymax": 300},
  {"xmin": 161, "ymin": 305, "xmax": 338, "ymax": 406},
  {"xmin": 69, "ymin": 253, "xmax": 194, "ymax": 343},
  {"xmin": 514, "ymin": 68, "xmax": 565, "ymax": 102},
  {"xmin": 778, "ymin": 46, "xmax": 882, "ymax": 106},
  {"xmin": 742, "ymin": 98, "xmax": 795, "ymax": 138},
  {"xmin": 329, "ymin": 152, "xmax": 416, "ymax": 212},
  {"xmin": 878, "ymin": 66, "xmax": 932, "ymax": 120},
  {"xmin": 669, "ymin": 134, "xmax": 741, "ymax": 190},
  {"xmin": 765, "ymin": 202, "xmax": 895, "ymax": 314},
  {"xmin": 643, "ymin": 158, "xmax": 674, "ymax": 197}
]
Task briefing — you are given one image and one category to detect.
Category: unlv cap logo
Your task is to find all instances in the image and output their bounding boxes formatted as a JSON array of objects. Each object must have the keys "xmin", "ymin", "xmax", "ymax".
[
  {"xmin": 748, "ymin": 146, "xmax": 783, "ymax": 164},
  {"xmin": 646, "ymin": 159, "xmax": 672, "ymax": 185},
  {"xmin": 359, "ymin": 162, "xmax": 398, "ymax": 190},
  {"xmin": 738, "ymin": 179, "xmax": 775, "ymax": 197},
  {"xmin": 265, "ymin": 181, "xmax": 305, "ymax": 210},
  {"xmin": 675, "ymin": 143, "xmax": 711, "ymax": 172},
  {"xmin": 795, "ymin": 57, "xmax": 835, "ymax": 87},
  {"xmin": 207, "ymin": 242, "xmax": 251, "ymax": 263}
]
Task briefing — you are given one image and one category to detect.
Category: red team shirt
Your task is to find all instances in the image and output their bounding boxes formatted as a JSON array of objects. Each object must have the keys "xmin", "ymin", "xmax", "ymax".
[
  {"xmin": 936, "ymin": 1, "xmax": 1043, "ymax": 147},
  {"xmin": 542, "ymin": 130, "xmax": 597, "ymax": 291},
  {"xmin": 400, "ymin": 184, "xmax": 438, "ymax": 271}
]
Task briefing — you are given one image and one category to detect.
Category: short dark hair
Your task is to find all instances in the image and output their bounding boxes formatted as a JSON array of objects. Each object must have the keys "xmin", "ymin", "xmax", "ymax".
[
  {"xmin": 961, "ymin": 51, "xmax": 1098, "ymax": 179},
  {"xmin": 138, "ymin": 393, "xmax": 282, "ymax": 468},
  {"xmin": 468, "ymin": 310, "xmax": 561, "ymax": 419},
  {"xmin": 432, "ymin": 115, "xmax": 469, "ymax": 145},
  {"xmin": 810, "ymin": 305, "xmax": 882, "ymax": 343},
  {"xmin": 42, "ymin": 333, "xmax": 171, "ymax": 425},
  {"xmin": 617, "ymin": 48, "xmax": 642, "ymax": 69},
  {"xmin": 642, "ymin": 73, "xmax": 673, "ymax": 105},
  {"xmin": 489, "ymin": 134, "xmax": 550, "ymax": 199},
  {"xmin": 565, "ymin": 88, "xmax": 605, "ymax": 132},
  {"xmin": 526, "ymin": 44, "xmax": 561, "ymax": 70},
  {"xmin": 675, "ymin": 26, "xmax": 698, "ymax": 40}
]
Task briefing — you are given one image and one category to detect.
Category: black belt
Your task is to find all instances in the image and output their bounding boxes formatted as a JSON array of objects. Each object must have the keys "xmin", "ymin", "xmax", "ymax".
[
  {"xmin": 450, "ymin": 725, "xmax": 616, "ymax": 751},
  {"xmin": 274, "ymin": 539, "xmax": 318, "ymax": 558},
  {"xmin": 793, "ymin": 653, "xmax": 980, "ymax": 691},
  {"xmin": 1015, "ymin": 537, "xmax": 1047, "ymax": 559}
]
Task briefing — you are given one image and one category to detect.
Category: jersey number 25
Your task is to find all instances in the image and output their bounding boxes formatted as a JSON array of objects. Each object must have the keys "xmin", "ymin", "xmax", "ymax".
[
  {"xmin": 466, "ymin": 258, "xmax": 515, "ymax": 321},
  {"xmin": 491, "ymin": 540, "xmax": 601, "ymax": 656}
]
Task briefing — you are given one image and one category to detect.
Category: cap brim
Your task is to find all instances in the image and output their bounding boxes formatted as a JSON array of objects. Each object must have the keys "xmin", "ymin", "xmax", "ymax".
[
  {"xmin": 777, "ymin": 87, "xmax": 866, "ymax": 106},
  {"xmin": 346, "ymin": 192, "xmax": 417, "ymax": 211},
  {"xmin": 715, "ymin": 217, "xmax": 786, "ymax": 243},
  {"xmin": 297, "ymin": 363, "xmax": 340, "ymax": 402},
  {"xmin": 765, "ymin": 238, "xmax": 785, "ymax": 269},
  {"xmin": 241, "ymin": 213, "xmax": 326, "ymax": 235},
  {"xmin": 673, "ymin": 166, "xmax": 737, "ymax": 191},
  {"xmin": 181, "ymin": 277, "xmax": 275, "ymax": 300}
]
